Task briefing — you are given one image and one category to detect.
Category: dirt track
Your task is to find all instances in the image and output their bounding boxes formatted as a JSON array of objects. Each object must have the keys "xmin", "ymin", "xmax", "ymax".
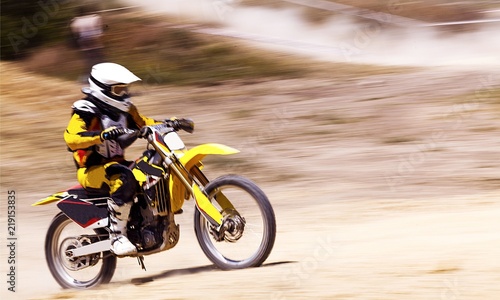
[
  {"xmin": 1, "ymin": 56, "xmax": 500, "ymax": 299},
  {"xmin": 1, "ymin": 3, "xmax": 500, "ymax": 297}
]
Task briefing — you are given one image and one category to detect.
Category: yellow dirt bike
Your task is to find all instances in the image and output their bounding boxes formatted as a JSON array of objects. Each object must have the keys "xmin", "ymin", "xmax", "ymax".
[{"xmin": 32, "ymin": 120, "xmax": 276, "ymax": 289}]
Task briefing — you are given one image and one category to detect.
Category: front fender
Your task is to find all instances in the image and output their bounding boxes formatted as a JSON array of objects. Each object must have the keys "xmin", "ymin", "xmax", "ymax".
[
  {"xmin": 179, "ymin": 143, "xmax": 239, "ymax": 171},
  {"xmin": 169, "ymin": 143, "xmax": 239, "ymax": 212}
]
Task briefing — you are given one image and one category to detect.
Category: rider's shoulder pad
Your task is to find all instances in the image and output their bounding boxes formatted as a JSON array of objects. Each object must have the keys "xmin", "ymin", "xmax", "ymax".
[{"xmin": 72, "ymin": 100, "xmax": 97, "ymax": 114}]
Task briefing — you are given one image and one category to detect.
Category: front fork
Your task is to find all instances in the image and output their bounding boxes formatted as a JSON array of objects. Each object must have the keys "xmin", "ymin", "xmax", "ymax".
[
  {"xmin": 166, "ymin": 161, "xmax": 227, "ymax": 228},
  {"xmin": 191, "ymin": 166, "xmax": 236, "ymax": 212},
  {"xmin": 190, "ymin": 166, "xmax": 245, "ymax": 242},
  {"xmin": 168, "ymin": 162, "xmax": 242, "ymax": 243}
]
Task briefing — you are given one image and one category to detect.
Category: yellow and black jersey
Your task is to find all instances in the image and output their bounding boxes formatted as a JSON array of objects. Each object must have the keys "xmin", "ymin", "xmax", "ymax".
[{"xmin": 64, "ymin": 96, "xmax": 160, "ymax": 168}]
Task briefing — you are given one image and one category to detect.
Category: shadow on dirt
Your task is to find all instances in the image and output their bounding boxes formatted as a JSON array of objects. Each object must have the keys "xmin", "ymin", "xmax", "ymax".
[{"xmin": 130, "ymin": 261, "xmax": 296, "ymax": 285}]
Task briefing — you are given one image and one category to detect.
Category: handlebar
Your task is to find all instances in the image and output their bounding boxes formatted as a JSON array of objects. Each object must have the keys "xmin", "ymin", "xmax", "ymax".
[
  {"xmin": 139, "ymin": 123, "xmax": 173, "ymax": 138},
  {"xmin": 115, "ymin": 119, "xmax": 194, "ymax": 141},
  {"xmin": 139, "ymin": 118, "xmax": 195, "ymax": 138}
]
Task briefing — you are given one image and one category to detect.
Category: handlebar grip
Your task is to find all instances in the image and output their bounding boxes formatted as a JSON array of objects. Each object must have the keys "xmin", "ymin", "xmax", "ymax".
[{"xmin": 139, "ymin": 127, "xmax": 152, "ymax": 138}]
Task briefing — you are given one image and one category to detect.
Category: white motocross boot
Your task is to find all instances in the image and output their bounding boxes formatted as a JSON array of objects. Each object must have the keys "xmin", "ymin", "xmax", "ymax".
[{"xmin": 108, "ymin": 199, "xmax": 137, "ymax": 256}]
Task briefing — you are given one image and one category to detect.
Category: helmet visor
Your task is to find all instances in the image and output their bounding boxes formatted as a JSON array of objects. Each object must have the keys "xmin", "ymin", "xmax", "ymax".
[{"xmin": 110, "ymin": 84, "xmax": 129, "ymax": 97}]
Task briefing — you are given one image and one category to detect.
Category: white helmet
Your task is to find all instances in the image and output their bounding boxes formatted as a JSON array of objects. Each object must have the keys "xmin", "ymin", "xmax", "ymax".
[{"xmin": 88, "ymin": 63, "xmax": 141, "ymax": 112}]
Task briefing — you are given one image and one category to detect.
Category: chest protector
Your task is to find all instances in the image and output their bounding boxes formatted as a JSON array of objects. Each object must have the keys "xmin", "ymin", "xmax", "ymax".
[{"xmin": 96, "ymin": 114, "xmax": 128, "ymax": 158}]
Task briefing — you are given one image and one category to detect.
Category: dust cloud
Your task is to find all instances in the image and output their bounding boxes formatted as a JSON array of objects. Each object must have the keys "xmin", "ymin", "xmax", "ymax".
[{"xmin": 123, "ymin": 0, "xmax": 500, "ymax": 67}]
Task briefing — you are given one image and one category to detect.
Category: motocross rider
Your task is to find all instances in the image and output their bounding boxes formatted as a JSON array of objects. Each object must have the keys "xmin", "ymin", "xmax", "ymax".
[{"xmin": 64, "ymin": 62, "xmax": 162, "ymax": 256}]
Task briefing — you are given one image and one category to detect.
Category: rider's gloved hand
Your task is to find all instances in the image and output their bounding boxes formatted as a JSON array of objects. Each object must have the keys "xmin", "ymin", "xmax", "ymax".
[
  {"xmin": 100, "ymin": 126, "xmax": 126, "ymax": 141},
  {"xmin": 166, "ymin": 117, "xmax": 194, "ymax": 133},
  {"xmin": 165, "ymin": 117, "xmax": 179, "ymax": 129},
  {"xmin": 139, "ymin": 126, "xmax": 151, "ymax": 138}
]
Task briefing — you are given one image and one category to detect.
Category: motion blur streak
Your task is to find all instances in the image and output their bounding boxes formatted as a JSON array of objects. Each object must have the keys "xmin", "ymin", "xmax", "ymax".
[{"xmin": 123, "ymin": 0, "xmax": 500, "ymax": 67}]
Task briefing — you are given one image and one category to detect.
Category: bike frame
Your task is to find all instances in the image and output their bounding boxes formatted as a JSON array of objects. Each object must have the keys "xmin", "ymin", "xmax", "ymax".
[{"xmin": 145, "ymin": 124, "xmax": 239, "ymax": 227}]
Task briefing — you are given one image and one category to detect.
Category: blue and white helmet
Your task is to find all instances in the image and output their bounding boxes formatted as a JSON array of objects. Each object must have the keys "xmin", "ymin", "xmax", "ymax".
[{"xmin": 88, "ymin": 63, "xmax": 141, "ymax": 112}]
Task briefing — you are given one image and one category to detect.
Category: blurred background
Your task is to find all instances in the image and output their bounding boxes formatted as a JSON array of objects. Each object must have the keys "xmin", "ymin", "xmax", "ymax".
[
  {"xmin": 1, "ymin": 0, "xmax": 500, "ymax": 80},
  {"xmin": 1, "ymin": 1, "xmax": 500, "ymax": 299}
]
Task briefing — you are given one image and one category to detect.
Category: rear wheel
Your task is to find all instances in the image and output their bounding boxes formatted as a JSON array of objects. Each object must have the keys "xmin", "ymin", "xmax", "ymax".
[
  {"xmin": 194, "ymin": 175, "xmax": 276, "ymax": 269},
  {"xmin": 45, "ymin": 212, "xmax": 116, "ymax": 289}
]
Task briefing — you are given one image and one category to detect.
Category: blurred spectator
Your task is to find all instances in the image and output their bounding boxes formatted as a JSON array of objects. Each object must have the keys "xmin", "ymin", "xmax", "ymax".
[{"xmin": 70, "ymin": 6, "xmax": 105, "ymax": 77}]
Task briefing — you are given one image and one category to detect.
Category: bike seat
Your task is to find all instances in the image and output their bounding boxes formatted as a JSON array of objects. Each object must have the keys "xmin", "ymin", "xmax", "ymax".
[{"xmin": 67, "ymin": 185, "xmax": 110, "ymax": 205}]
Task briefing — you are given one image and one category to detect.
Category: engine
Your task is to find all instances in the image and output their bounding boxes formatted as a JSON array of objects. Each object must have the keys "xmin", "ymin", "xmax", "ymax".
[
  {"xmin": 137, "ymin": 225, "xmax": 163, "ymax": 250},
  {"xmin": 127, "ymin": 198, "xmax": 166, "ymax": 251},
  {"xmin": 126, "ymin": 177, "xmax": 181, "ymax": 253}
]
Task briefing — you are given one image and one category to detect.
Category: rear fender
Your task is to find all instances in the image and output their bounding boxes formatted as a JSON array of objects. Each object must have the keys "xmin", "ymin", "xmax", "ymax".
[
  {"xmin": 32, "ymin": 185, "xmax": 85, "ymax": 206},
  {"xmin": 32, "ymin": 185, "xmax": 109, "ymax": 229},
  {"xmin": 32, "ymin": 191, "xmax": 70, "ymax": 206}
]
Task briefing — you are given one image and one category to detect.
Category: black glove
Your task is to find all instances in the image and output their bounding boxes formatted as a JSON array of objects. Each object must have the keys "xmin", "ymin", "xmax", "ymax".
[
  {"xmin": 166, "ymin": 118, "xmax": 194, "ymax": 133},
  {"xmin": 100, "ymin": 126, "xmax": 126, "ymax": 141},
  {"xmin": 139, "ymin": 126, "xmax": 151, "ymax": 138}
]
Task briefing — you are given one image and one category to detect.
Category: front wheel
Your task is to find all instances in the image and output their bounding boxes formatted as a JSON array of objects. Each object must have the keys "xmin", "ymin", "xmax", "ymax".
[
  {"xmin": 45, "ymin": 212, "xmax": 116, "ymax": 289},
  {"xmin": 194, "ymin": 175, "xmax": 276, "ymax": 269}
]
